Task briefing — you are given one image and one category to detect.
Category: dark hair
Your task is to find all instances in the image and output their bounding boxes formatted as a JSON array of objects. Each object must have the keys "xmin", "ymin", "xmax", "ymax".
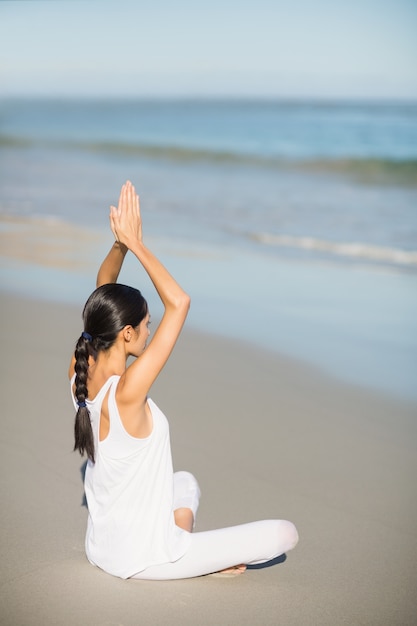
[{"xmin": 73, "ymin": 283, "xmax": 148, "ymax": 463}]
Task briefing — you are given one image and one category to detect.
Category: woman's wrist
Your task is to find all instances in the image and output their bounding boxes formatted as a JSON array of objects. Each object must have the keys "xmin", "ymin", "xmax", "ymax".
[
  {"xmin": 113, "ymin": 240, "xmax": 128, "ymax": 255},
  {"xmin": 124, "ymin": 237, "xmax": 145, "ymax": 254}
]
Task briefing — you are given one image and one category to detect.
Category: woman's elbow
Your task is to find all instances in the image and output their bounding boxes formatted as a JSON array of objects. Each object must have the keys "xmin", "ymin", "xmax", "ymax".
[
  {"xmin": 169, "ymin": 292, "xmax": 190, "ymax": 315},
  {"xmin": 181, "ymin": 293, "xmax": 191, "ymax": 312}
]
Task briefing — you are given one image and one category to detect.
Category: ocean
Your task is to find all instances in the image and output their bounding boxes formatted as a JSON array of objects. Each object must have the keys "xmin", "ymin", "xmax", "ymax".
[{"xmin": 1, "ymin": 99, "xmax": 416, "ymax": 401}]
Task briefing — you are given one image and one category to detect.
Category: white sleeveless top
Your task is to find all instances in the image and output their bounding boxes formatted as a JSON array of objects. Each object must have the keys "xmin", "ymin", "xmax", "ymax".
[{"xmin": 71, "ymin": 374, "xmax": 191, "ymax": 578}]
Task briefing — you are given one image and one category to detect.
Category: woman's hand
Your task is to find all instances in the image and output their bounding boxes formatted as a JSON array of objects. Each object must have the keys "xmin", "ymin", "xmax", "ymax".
[
  {"xmin": 110, "ymin": 180, "xmax": 143, "ymax": 248},
  {"xmin": 107, "ymin": 181, "xmax": 190, "ymax": 405}
]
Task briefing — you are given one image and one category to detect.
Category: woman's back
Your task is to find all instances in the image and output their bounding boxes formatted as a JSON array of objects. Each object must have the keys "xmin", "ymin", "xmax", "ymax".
[{"xmin": 70, "ymin": 374, "xmax": 191, "ymax": 579}]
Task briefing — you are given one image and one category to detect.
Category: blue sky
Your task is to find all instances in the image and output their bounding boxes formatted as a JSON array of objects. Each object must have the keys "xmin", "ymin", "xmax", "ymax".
[{"xmin": 0, "ymin": 0, "xmax": 416, "ymax": 99}]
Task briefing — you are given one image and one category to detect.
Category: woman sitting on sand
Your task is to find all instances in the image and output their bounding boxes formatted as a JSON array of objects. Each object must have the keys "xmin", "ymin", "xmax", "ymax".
[{"xmin": 69, "ymin": 180, "xmax": 298, "ymax": 580}]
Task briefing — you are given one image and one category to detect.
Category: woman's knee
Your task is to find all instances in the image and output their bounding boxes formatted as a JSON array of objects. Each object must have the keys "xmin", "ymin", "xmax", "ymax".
[
  {"xmin": 173, "ymin": 471, "xmax": 201, "ymax": 518},
  {"xmin": 277, "ymin": 519, "xmax": 299, "ymax": 551},
  {"xmin": 174, "ymin": 471, "xmax": 200, "ymax": 493}
]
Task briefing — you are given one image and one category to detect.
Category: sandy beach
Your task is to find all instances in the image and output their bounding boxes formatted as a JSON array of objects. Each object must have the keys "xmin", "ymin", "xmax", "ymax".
[{"xmin": 0, "ymin": 291, "xmax": 416, "ymax": 626}]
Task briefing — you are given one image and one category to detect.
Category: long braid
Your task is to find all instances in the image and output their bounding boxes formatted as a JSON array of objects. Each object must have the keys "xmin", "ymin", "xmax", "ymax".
[
  {"xmin": 72, "ymin": 283, "xmax": 148, "ymax": 465},
  {"xmin": 74, "ymin": 334, "xmax": 95, "ymax": 463}
]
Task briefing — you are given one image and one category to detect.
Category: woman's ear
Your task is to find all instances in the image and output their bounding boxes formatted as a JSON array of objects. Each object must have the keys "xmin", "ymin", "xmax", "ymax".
[{"xmin": 122, "ymin": 325, "xmax": 133, "ymax": 342}]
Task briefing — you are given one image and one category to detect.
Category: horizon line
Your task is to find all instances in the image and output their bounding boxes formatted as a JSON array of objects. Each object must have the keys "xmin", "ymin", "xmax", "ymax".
[{"xmin": 1, "ymin": 94, "xmax": 417, "ymax": 105}]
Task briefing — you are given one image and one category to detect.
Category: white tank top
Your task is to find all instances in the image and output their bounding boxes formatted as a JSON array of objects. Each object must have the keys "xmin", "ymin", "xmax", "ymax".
[{"xmin": 70, "ymin": 374, "xmax": 191, "ymax": 578}]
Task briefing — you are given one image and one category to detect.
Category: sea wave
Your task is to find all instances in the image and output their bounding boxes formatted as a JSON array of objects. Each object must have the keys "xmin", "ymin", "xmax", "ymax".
[
  {"xmin": 1, "ymin": 133, "xmax": 417, "ymax": 186},
  {"xmin": 250, "ymin": 232, "xmax": 417, "ymax": 266},
  {"xmin": 69, "ymin": 141, "xmax": 417, "ymax": 187}
]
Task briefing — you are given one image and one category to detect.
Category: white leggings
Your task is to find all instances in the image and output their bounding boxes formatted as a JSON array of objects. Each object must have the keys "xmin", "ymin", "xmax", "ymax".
[{"xmin": 132, "ymin": 471, "xmax": 299, "ymax": 581}]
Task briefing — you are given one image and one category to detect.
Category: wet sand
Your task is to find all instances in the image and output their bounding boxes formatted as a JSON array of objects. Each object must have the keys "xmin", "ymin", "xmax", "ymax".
[{"xmin": 1, "ymin": 292, "xmax": 416, "ymax": 625}]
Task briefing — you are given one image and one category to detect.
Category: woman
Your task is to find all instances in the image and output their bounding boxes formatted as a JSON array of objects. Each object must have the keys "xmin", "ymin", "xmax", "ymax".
[{"xmin": 69, "ymin": 180, "xmax": 298, "ymax": 580}]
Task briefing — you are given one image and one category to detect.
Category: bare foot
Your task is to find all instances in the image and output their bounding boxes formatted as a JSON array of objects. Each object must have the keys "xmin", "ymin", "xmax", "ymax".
[
  {"xmin": 174, "ymin": 507, "xmax": 194, "ymax": 533},
  {"xmin": 210, "ymin": 564, "xmax": 247, "ymax": 577}
]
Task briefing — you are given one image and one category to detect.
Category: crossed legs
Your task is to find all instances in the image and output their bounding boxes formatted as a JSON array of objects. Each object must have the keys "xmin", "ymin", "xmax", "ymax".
[{"xmin": 132, "ymin": 471, "xmax": 299, "ymax": 580}]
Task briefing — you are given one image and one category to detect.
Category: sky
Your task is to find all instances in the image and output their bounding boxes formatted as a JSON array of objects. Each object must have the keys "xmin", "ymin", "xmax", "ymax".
[{"xmin": 0, "ymin": 0, "xmax": 416, "ymax": 100}]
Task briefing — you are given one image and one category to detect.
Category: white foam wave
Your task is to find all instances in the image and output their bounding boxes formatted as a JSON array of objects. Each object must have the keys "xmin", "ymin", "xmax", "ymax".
[{"xmin": 251, "ymin": 232, "xmax": 417, "ymax": 266}]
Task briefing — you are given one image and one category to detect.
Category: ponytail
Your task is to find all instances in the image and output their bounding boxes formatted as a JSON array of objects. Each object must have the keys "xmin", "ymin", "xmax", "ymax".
[
  {"xmin": 72, "ymin": 283, "xmax": 148, "ymax": 464},
  {"xmin": 74, "ymin": 333, "xmax": 95, "ymax": 463}
]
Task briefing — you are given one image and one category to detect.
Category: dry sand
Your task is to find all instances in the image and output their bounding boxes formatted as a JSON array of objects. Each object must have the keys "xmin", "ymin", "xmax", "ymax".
[{"xmin": 1, "ymin": 293, "xmax": 416, "ymax": 626}]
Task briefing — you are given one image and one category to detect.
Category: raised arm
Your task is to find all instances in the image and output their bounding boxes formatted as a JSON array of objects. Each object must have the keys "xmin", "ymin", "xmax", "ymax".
[
  {"xmin": 111, "ymin": 181, "xmax": 190, "ymax": 403},
  {"xmin": 96, "ymin": 241, "xmax": 128, "ymax": 287}
]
